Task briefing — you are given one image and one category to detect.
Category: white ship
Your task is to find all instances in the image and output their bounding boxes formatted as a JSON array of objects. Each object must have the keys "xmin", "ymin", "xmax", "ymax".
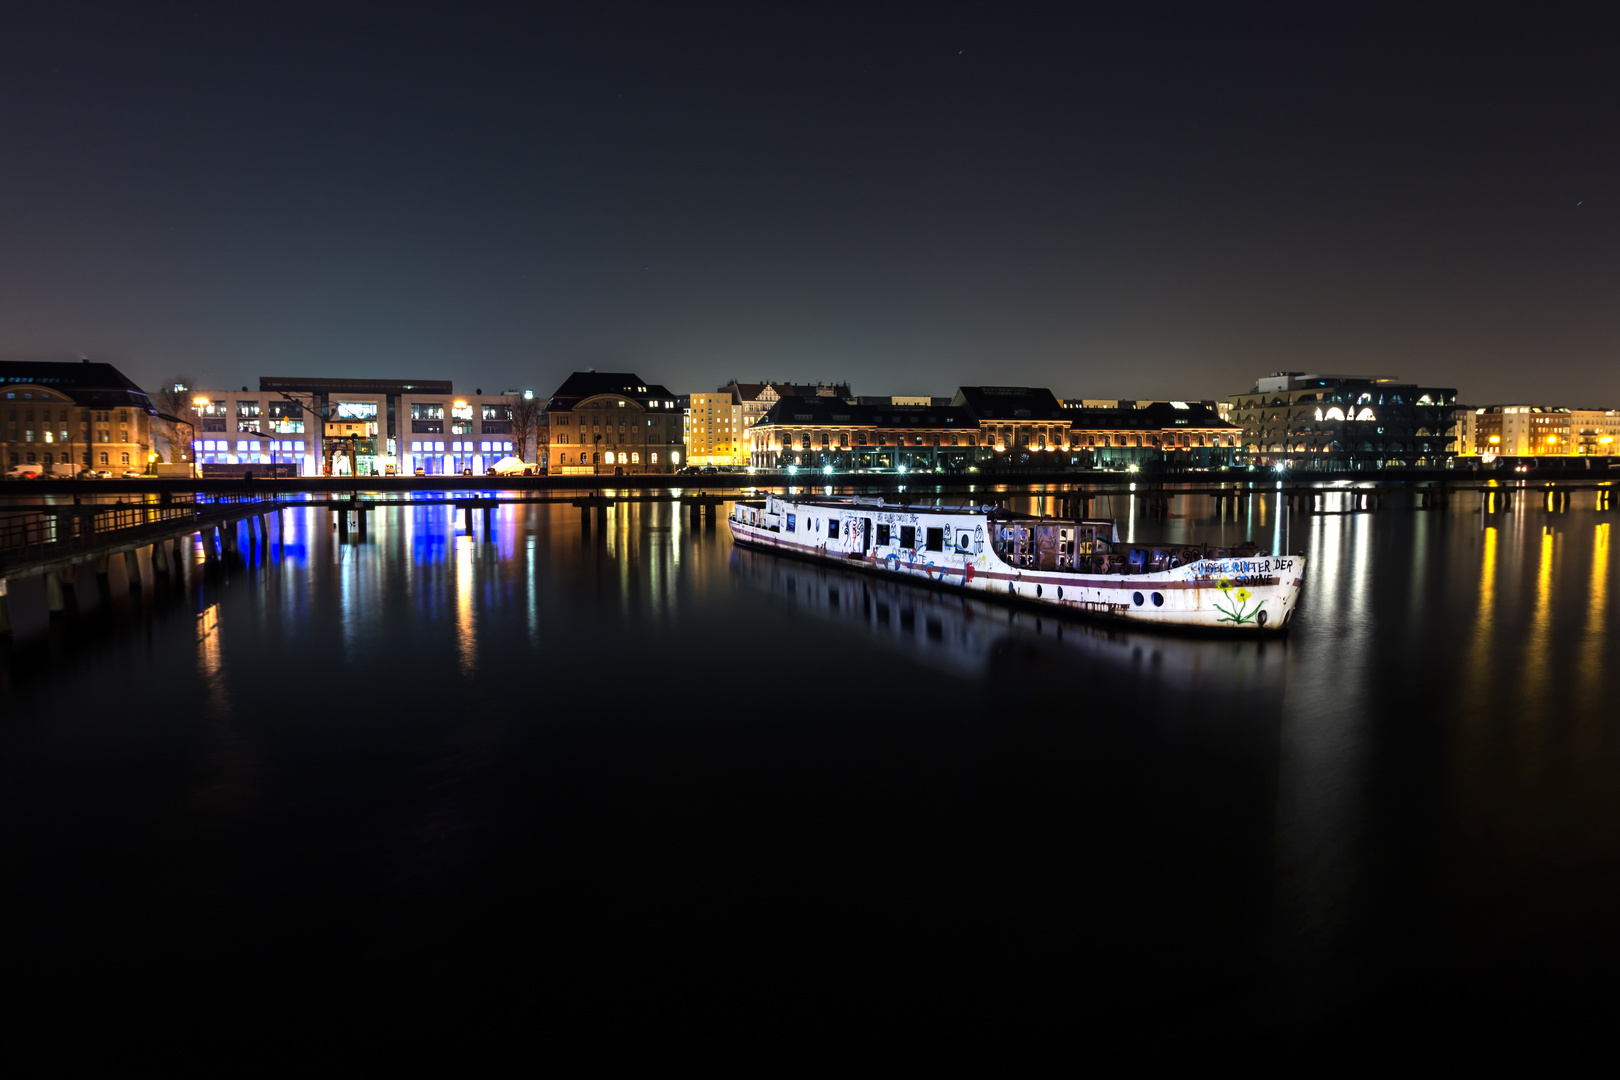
[{"xmin": 728, "ymin": 495, "xmax": 1305, "ymax": 633}]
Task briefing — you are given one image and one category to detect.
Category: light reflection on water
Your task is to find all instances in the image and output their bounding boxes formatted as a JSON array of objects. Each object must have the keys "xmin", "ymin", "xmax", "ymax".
[{"xmin": 2, "ymin": 493, "xmax": 1619, "ymax": 1025}]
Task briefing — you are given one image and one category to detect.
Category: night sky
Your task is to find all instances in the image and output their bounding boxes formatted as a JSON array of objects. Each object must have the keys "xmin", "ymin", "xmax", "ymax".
[{"xmin": 2, "ymin": 3, "xmax": 1614, "ymax": 404}]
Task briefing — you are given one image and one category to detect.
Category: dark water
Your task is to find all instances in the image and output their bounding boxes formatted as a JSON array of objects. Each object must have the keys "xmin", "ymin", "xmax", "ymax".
[{"xmin": 3, "ymin": 490, "xmax": 1617, "ymax": 1038}]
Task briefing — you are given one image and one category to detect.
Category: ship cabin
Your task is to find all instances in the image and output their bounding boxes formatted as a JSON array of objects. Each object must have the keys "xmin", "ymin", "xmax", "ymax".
[{"xmin": 991, "ymin": 517, "xmax": 1120, "ymax": 573}]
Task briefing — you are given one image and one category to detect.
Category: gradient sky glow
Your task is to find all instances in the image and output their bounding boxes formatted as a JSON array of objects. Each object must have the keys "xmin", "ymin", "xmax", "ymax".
[{"xmin": 2, "ymin": 3, "xmax": 1615, "ymax": 404}]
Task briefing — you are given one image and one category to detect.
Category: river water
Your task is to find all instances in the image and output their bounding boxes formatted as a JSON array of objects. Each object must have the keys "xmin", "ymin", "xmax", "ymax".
[{"xmin": 2, "ymin": 487, "xmax": 1617, "ymax": 1039}]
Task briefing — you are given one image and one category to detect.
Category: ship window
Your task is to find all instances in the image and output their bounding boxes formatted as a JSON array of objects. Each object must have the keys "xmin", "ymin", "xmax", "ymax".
[
  {"xmin": 925, "ymin": 527, "xmax": 944, "ymax": 552},
  {"xmin": 828, "ymin": 519, "xmax": 839, "ymax": 539},
  {"xmin": 877, "ymin": 523, "xmax": 891, "ymax": 545},
  {"xmin": 957, "ymin": 532, "xmax": 972, "ymax": 551},
  {"xmin": 786, "ymin": 513, "xmax": 796, "ymax": 532},
  {"xmin": 900, "ymin": 525, "xmax": 916, "ymax": 549}
]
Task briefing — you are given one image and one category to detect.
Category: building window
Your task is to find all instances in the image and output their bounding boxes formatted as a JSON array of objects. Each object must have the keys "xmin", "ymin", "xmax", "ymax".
[
  {"xmin": 631, "ymin": 452, "xmax": 640, "ymax": 464},
  {"xmin": 99, "ymin": 452, "xmax": 108, "ymax": 465},
  {"xmin": 120, "ymin": 453, "xmax": 130, "ymax": 465},
  {"xmin": 650, "ymin": 453, "xmax": 658, "ymax": 464}
]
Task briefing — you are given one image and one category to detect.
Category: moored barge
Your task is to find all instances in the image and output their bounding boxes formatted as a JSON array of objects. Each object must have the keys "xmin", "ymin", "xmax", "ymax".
[{"xmin": 728, "ymin": 495, "xmax": 1305, "ymax": 633}]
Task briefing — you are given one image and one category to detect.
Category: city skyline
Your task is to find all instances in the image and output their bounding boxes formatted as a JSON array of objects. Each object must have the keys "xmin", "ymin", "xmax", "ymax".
[{"xmin": 3, "ymin": 5, "xmax": 1615, "ymax": 409}]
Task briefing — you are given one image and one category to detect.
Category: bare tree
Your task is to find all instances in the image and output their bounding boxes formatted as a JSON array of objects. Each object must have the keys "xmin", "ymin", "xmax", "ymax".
[
  {"xmin": 153, "ymin": 376, "xmax": 199, "ymax": 464},
  {"xmin": 508, "ymin": 393, "xmax": 543, "ymax": 463}
]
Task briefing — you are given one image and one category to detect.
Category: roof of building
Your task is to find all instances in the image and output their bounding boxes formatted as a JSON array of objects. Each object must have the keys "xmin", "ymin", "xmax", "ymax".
[
  {"xmin": 950, "ymin": 386, "xmax": 1067, "ymax": 421},
  {"xmin": 547, "ymin": 372, "xmax": 681, "ymax": 412},
  {"xmin": 722, "ymin": 380, "xmax": 853, "ymax": 405},
  {"xmin": 760, "ymin": 396, "xmax": 977, "ymax": 428},
  {"xmin": 260, "ymin": 376, "xmax": 453, "ymax": 395},
  {"xmin": 0, "ymin": 359, "xmax": 156, "ymax": 411}
]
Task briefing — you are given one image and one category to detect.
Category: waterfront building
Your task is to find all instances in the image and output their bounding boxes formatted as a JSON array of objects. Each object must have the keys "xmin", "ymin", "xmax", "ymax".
[
  {"xmin": 1465, "ymin": 404, "xmax": 1620, "ymax": 458},
  {"xmin": 1060, "ymin": 401, "xmax": 1239, "ymax": 468},
  {"xmin": 542, "ymin": 372, "xmax": 686, "ymax": 475},
  {"xmin": 688, "ymin": 391, "xmax": 744, "ymax": 466},
  {"xmin": 748, "ymin": 395, "xmax": 982, "ymax": 471},
  {"xmin": 1227, "ymin": 373, "xmax": 1458, "ymax": 470},
  {"xmin": 1, "ymin": 360, "xmax": 155, "ymax": 475},
  {"xmin": 1574, "ymin": 410, "xmax": 1620, "ymax": 456},
  {"xmin": 187, "ymin": 378, "xmax": 521, "ymax": 476},
  {"xmin": 951, "ymin": 386, "xmax": 1072, "ymax": 466},
  {"xmin": 749, "ymin": 385, "xmax": 1244, "ymax": 471}
]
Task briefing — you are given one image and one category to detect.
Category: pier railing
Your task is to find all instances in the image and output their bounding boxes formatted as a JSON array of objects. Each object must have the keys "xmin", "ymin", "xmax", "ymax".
[{"xmin": 0, "ymin": 495, "xmax": 282, "ymax": 574}]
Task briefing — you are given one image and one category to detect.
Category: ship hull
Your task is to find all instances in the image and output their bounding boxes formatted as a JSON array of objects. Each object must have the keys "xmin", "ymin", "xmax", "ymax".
[{"xmin": 727, "ymin": 497, "xmax": 1304, "ymax": 634}]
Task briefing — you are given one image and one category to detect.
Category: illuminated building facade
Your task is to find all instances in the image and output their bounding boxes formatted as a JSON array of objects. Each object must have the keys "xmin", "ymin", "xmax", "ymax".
[
  {"xmin": 748, "ymin": 387, "xmax": 1239, "ymax": 471},
  {"xmin": 543, "ymin": 372, "xmax": 686, "ymax": 475},
  {"xmin": 749, "ymin": 396, "xmax": 983, "ymax": 471},
  {"xmin": 1061, "ymin": 401, "xmax": 1239, "ymax": 467},
  {"xmin": 186, "ymin": 378, "xmax": 519, "ymax": 476},
  {"xmin": 1467, "ymin": 405, "xmax": 1619, "ymax": 457},
  {"xmin": 1227, "ymin": 373, "xmax": 1458, "ymax": 470},
  {"xmin": 0, "ymin": 360, "xmax": 155, "ymax": 475},
  {"xmin": 688, "ymin": 392, "xmax": 743, "ymax": 466}
]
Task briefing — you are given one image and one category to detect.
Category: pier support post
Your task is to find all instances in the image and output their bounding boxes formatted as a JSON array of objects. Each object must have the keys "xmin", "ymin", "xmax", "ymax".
[
  {"xmin": 482, "ymin": 504, "xmax": 492, "ymax": 536},
  {"xmin": 580, "ymin": 505, "xmax": 591, "ymax": 531},
  {"xmin": 45, "ymin": 571, "xmax": 65, "ymax": 613},
  {"xmin": 204, "ymin": 529, "xmax": 218, "ymax": 562},
  {"xmin": 126, "ymin": 548, "xmax": 143, "ymax": 588},
  {"xmin": 358, "ymin": 508, "xmax": 368, "ymax": 540},
  {"xmin": 95, "ymin": 555, "xmax": 110, "ymax": 577},
  {"xmin": 338, "ymin": 510, "xmax": 350, "ymax": 540},
  {"xmin": 152, "ymin": 539, "xmax": 170, "ymax": 576},
  {"xmin": 0, "ymin": 586, "xmax": 9, "ymax": 635},
  {"xmin": 463, "ymin": 504, "xmax": 473, "ymax": 533}
]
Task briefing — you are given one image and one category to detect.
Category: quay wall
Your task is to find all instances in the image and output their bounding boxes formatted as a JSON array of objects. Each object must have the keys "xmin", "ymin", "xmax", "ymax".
[{"xmin": 5, "ymin": 463, "xmax": 1611, "ymax": 499}]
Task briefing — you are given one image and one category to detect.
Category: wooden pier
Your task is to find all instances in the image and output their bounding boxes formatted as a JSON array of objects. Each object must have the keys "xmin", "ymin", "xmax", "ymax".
[{"xmin": 0, "ymin": 495, "xmax": 286, "ymax": 634}]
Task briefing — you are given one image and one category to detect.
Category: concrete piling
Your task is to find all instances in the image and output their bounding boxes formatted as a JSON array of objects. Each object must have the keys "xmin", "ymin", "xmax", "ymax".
[
  {"xmin": 126, "ymin": 548, "xmax": 143, "ymax": 587},
  {"xmin": 45, "ymin": 571, "xmax": 64, "ymax": 613}
]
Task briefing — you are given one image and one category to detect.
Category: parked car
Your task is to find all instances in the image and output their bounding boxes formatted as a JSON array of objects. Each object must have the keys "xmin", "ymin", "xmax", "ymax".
[
  {"xmin": 121, "ymin": 469, "xmax": 144, "ymax": 478},
  {"xmin": 7, "ymin": 464, "xmax": 43, "ymax": 479}
]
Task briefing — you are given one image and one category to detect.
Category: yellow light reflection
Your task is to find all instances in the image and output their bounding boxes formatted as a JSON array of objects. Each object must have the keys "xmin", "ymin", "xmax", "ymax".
[
  {"xmin": 198, "ymin": 602, "xmax": 222, "ymax": 679},
  {"xmin": 1583, "ymin": 523, "xmax": 1609, "ymax": 698},
  {"xmin": 455, "ymin": 534, "xmax": 476, "ymax": 674},
  {"xmin": 1466, "ymin": 526, "xmax": 1498, "ymax": 712},
  {"xmin": 1522, "ymin": 528, "xmax": 1555, "ymax": 706}
]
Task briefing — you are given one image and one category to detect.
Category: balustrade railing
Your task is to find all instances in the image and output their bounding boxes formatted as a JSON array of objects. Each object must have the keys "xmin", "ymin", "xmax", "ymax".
[{"xmin": 0, "ymin": 496, "xmax": 280, "ymax": 568}]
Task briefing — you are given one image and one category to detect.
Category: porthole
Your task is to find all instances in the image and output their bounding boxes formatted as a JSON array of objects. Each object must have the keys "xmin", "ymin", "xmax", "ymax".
[
  {"xmin": 1057, "ymin": 586, "xmax": 1063, "ymax": 600},
  {"xmin": 1132, "ymin": 591, "xmax": 1144, "ymax": 607},
  {"xmin": 1152, "ymin": 592, "xmax": 1164, "ymax": 607},
  {"xmin": 1036, "ymin": 584, "xmax": 1042, "ymax": 598}
]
